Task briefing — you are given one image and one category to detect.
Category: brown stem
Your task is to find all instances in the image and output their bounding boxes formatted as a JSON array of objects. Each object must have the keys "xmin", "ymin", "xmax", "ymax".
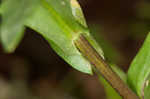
[{"xmin": 74, "ymin": 34, "xmax": 139, "ymax": 99}]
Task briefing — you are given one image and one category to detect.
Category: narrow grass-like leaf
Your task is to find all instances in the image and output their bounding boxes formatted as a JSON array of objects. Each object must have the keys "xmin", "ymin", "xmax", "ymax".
[{"xmin": 127, "ymin": 33, "xmax": 150, "ymax": 98}]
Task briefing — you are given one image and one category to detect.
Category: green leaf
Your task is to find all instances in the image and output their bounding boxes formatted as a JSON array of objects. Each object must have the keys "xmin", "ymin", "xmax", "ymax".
[
  {"xmin": 70, "ymin": 0, "xmax": 87, "ymax": 27},
  {"xmin": 98, "ymin": 64, "xmax": 126, "ymax": 99},
  {"xmin": 0, "ymin": 0, "xmax": 104, "ymax": 74},
  {"xmin": 25, "ymin": 0, "xmax": 104, "ymax": 74},
  {"xmin": 127, "ymin": 33, "xmax": 150, "ymax": 98},
  {"xmin": 0, "ymin": 0, "xmax": 39, "ymax": 52}
]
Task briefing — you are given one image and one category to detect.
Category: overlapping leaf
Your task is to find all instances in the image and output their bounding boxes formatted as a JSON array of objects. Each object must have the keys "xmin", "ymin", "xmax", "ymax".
[
  {"xmin": 0, "ymin": 0, "xmax": 104, "ymax": 74},
  {"xmin": 0, "ymin": 0, "xmax": 39, "ymax": 52},
  {"xmin": 127, "ymin": 33, "xmax": 150, "ymax": 99}
]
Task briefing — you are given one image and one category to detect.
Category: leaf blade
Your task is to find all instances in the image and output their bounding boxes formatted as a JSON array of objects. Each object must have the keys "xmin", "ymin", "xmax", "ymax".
[
  {"xmin": 25, "ymin": 0, "xmax": 96, "ymax": 74},
  {"xmin": 127, "ymin": 33, "xmax": 150, "ymax": 98},
  {"xmin": 0, "ymin": 0, "xmax": 39, "ymax": 52}
]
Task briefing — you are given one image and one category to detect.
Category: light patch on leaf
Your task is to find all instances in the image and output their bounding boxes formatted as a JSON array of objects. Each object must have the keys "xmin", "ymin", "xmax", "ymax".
[
  {"xmin": 70, "ymin": 0, "xmax": 80, "ymax": 8},
  {"xmin": 142, "ymin": 77, "xmax": 150, "ymax": 99},
  {"xmin": 145, "ymin": 80, "xmax": 149, "ymax": 87},
  {"xmin": 70, "ymin": 0, "xmax": 87, "ymax": 27},
  {"xmin": 61, "ymin": 1, "xmax": 66, "ymax": 5}
]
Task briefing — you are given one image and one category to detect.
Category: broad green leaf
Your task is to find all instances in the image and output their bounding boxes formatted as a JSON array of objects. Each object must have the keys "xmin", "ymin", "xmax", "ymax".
[
  {"xmin": 127, "ymin": 33, "xmax": 150, "ymax": 98},
  {"xmin": 0, "ymin": 0, "xmax": 39, "ymax": 52},
  {"xmin": 0, "ymin": 0, "xmax": 104, "ymax": 74},
  {"xmin": 24, "ymin": 0, "xmax": 104, "ymax": 74},
  {"xmin": 98, "ymin": 64, "xmax": 126, "ymax": 99}
]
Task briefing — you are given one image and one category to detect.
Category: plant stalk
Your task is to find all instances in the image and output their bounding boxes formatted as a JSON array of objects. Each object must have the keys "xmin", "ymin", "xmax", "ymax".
[{"xmin": 75, "ymin": 34, "xmax": 139, "ymax": 99}]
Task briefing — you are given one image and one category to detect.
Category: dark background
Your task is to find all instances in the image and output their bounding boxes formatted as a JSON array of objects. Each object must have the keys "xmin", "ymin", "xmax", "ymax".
[{"xmin": 0, "ymin": 0, "xmax": 150, "ymax": 99}]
